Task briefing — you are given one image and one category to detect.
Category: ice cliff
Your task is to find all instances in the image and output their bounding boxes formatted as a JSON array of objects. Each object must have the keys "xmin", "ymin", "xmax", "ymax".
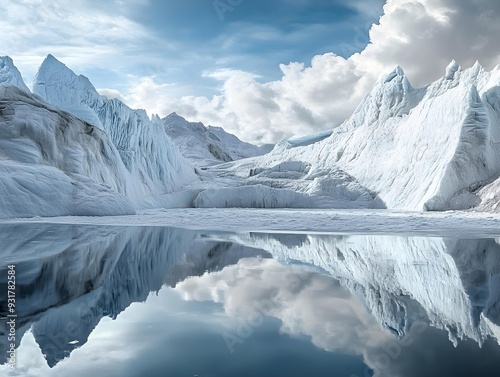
[
  {"xmin": 0, "ymin": 55, "xmax": 197, "ymax": 218},
  {"xmin": 213, "ymin": 61, "xmax": 500, "ymax": 211}
]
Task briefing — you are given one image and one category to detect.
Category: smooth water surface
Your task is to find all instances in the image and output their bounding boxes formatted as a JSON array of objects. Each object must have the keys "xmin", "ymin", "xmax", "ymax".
[{"xmin": 1, "ymin": 224, "xmax": 500, "ymax": 376}]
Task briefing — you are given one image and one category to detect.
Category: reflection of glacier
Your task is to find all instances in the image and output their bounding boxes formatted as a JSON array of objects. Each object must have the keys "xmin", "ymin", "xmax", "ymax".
[
  {"xmin": 224, "ymin": 233, "xmax": 500, "ymax": 346},
  {"xmin": 0, "ymin": 225, "xmax": 269, "ymax": 367}
]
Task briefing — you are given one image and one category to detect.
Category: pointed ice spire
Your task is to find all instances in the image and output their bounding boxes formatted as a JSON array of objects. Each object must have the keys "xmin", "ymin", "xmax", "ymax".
[
  {"xmin": 445, "ymin": 59, "xmax": 460, "ymax": 80},
  {"xmin": 33, "ymin": 54, "xmax": 104, "ymax": 128},
  {"xmin": 0, "ymin": 56, "xmax": 30, "ymax": 92},
  {"xmin": 36, "ymin": 54, "xmax": 69, "ymax": 78},
  {"xmin": 472, "ymin": 60, "xmax": 482, "ymax": 70},
  {"xmin": 383, "ymin": 65, "xmax": 406, "ymax": 83}
]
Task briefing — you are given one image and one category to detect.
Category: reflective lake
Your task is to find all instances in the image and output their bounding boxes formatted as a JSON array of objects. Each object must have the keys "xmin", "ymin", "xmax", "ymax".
[{"xmin": 1, "ymin": 224, "xmax": 500, "ymax": 376}]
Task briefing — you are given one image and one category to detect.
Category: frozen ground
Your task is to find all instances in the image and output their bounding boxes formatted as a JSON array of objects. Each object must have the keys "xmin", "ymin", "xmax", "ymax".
[{"xmin": 3, "ymin": 208, "xmax": 500, "ymax": 237}]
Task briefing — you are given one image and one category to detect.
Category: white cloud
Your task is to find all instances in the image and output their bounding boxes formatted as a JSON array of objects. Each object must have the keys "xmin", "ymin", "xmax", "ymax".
[
  {"xmin": 5, "ymin": 0, "xmax": 499, "ymax": 144},
  {"xmin": 0, "ymin": 0, "xmax": 155, "ymax": 86},
  {"xmin": 125, "ymin": 0, "xmax": 500, "ymax": 144},
  {"xmin": 97, "ymin": 88, "xmax": 127, "ymax": 102}
]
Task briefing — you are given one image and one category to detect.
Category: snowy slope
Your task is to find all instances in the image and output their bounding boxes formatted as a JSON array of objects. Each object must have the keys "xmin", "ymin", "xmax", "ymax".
[
  {"xmin": 0, "ymin": 85, "xmax": 136, "ymax": 218},
  {"xmin": 32, "ymin": 55, "xmax": 197, "ymax": 206},
  {"xmin": 213, "ymin": 61, "xmax": 500, "ymax": 211},
  {"xmin": 0, "ymin": 56, "xmax": 30, "ymax": 92},
  {"xmin": 163, "ymin": 112, "xmax": 273, "ymax": 166}
]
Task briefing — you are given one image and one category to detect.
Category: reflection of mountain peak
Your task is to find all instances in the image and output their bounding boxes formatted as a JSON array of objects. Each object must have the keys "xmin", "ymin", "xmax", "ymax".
[
  {"xmin": 0, "ymin": 225, "xmax": 270, "ymax": 367},
  {"xmin": 230, "ymin": 233, "xmax": 500, "ymax": 346}
]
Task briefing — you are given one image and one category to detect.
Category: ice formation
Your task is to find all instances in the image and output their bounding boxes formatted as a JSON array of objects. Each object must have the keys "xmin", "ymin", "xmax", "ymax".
[
  {"xmin": 0, "ymin": 56, "xmax": 29, "ymax": 92},
  {"xmin": 212, "ymin": 61, "xmax": 500, "ymax": 211},
  {"xmin": 32, "ymin": 55, "xmax": 197, "ymax": 203},
  {"xmin": 3, "ymin": 54, "xmax": 500, "ymax": 215},
  {"xmin": 0, "ymin": 55, "xmax": 198, "ymax": 218}
]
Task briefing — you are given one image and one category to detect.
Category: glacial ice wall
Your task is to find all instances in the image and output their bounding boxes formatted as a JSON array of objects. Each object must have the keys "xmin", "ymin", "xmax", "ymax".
[
  {"xmin": 32, "ymin": 54, "xmax": 197, "ymax": 207},
  {"xmin": 235, "ymin": 62, "xmax": 500, "ymax": 211}
]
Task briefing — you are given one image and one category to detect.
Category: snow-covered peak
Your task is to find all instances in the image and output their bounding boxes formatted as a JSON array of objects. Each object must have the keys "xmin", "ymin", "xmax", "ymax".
[
  {"xmin": 445, "ymin": 59, "xmax": 461, "ymax": 80},
  {"xmin": 382, "ymin": 65, "xmax": 406, "ymax": 83},
  {"xmin": 0, "ymin": 55, "xmax": 198, "ymax": 218},
  {"xmin": 31, "ymin": 55, "xmax": 197, "ymax": 205},
  {"xmin": 0, "ymin": 56, "xmax": 30, "ymax": 92},
  {"xmin": 343, "ymin": 64, "xmax": 421, "ymax": 130},
  {"xmin": 164, "ymin": 112, "xmax": 207, "ymax": 133},
  {"xmin": 33, "ymin": 54, "xmax": 104, "ymax": 127},
  {"xmin": 235, "ymin": 60, "xmax": 500, "ymax": 212},
  {"xmin": 163, "ymin": 112, "xmax": 273, "ymax": 166}
]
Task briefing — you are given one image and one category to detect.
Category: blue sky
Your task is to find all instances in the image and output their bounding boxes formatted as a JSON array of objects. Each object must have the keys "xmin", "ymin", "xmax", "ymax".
[
  {"xmin": 1, "ymin": 0, "xmax": 499, "ymax": 143},
  {"xmin": 0, "ymin": 0, "xmax": 384, "ymax": 96},
  {"xmin": 120, "ymin": 0, "xmax": 384, "ymax": 95},
  {"xmin": 74, "ymin": 0, "xmax": 385, "ymax": 97}
]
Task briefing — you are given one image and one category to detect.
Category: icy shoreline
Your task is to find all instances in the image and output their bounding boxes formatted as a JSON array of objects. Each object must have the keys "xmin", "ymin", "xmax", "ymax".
[{"xmin": 2, "ymin": 208, "xmax": 500, "ymax": 237}]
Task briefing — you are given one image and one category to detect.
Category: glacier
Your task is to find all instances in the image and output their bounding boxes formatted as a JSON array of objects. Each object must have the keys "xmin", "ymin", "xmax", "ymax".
[
  {"xmin": 32, "ymin": 55, "xmax": 198, "ymax": 205},
  {"xmin": 0, "ymin": 55, "xmax": 199, "ymax": 218},
  {"xmin": 4, "ymin": 54, "xmax": 500, "ymax": 216},
  {"xmin": 202, "ymin": 61, "xmax": 500, "ymax": 211}
]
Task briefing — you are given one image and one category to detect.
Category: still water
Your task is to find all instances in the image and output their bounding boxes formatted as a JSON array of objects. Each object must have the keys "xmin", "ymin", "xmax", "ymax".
[{"xmin": 1, "ymin": 224, "xmax": 500, "ymax": 376}]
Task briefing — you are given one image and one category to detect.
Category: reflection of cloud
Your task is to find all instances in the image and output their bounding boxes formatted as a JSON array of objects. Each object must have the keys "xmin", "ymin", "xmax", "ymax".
[
  {"xmin": 176, "ymin": 258, "xmax": 392, "ymax": 355},
  {"xmin": 175, "ymin": 256, "xmax": 500, "ymax": 377}
]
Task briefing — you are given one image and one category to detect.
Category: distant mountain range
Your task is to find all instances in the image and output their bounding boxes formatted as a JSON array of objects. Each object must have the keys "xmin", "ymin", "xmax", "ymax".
[{"xmin": 163, "ymin": 112, "xmax": 273, "ymax": 167}]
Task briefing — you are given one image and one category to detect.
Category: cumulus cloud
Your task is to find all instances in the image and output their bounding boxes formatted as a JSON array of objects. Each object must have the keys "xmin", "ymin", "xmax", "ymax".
[
  {"xmin": 97, "ymin": 88, "xmax": 127, "ymax": 102},
  {"xmin": 125, "ymin": 0, "xmax": 500, "ymax": 144}
]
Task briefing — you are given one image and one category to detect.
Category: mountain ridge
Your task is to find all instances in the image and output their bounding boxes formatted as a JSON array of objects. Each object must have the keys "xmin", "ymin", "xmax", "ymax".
[
  {"xmin": 3, "ymin": 55, "xmax": 500, "ymax": 215},
  {"xmin": 163, "ymin": 111, "xmax": 273, "ymax": 166}
]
